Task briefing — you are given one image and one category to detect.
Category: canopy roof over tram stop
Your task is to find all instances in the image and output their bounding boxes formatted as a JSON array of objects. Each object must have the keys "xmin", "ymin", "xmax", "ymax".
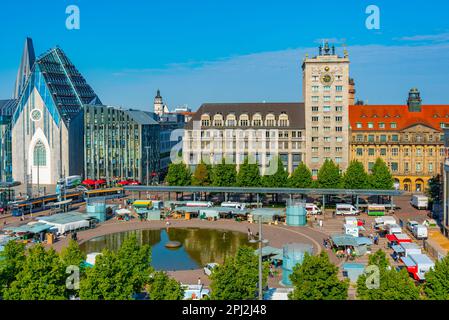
[{"xmin": 124, "ymin": 186, "xmax": 403, "ymax": 209}]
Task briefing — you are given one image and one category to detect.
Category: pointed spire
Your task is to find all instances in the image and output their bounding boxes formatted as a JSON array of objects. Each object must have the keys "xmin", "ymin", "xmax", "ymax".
[
  {"xmin": 156, "ymin": 89, "xmax": 161, "ymax": 98},
  {"xmin": 13, "ymin": 37, "xmax": 36, "ymax": 99}
]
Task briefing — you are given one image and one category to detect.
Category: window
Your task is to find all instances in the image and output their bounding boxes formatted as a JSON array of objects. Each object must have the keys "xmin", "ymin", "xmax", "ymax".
[
  {"xmin": 312, "ymin": 147, "xmax": 318, "ymax": 152},
  {"xmin": 312, "ymin": 169, "xmax": 318, "ymax": 176},
  {"xmin": 335, "ymin": 157, "xmax": 342, "ymax": 163},
  {"xmin": 356, "ymin": 148, "xmax": 363, "ymax": 156},
  {"xmin": 324, "ymin": 137, "xmax": 331, "ymax": 142},
  {"xmin": 336, "ymin": 106, "xmax": 343, "ymax": 112},
  {"xmin": 391, "ymin": 162, "xmax": 398, "ymax": 172},
  {"xmin": 312, "ymin": 85, "xmax": 319, "ymax": 92},
  {"xmin": 312, "ymin": 116, "xmax": 319, "ymax": 122},
  {"xmin": 324, "ymin": 126, "xmax": 331, "ymax": 132},
  {"xmin": 379, "ymin": 122, "xmax": 385, "ymax": 129},
  {"xmin": 368, "ymin": 148, "xmax": 375, "ymax": 156},
  {"xmin": 356, "ymin": 134, "xmax": 363, "ymax": 142},
  {"xmin": 312, "ymin": 106, "xmax": 319, "ymax": 112},
  {"xmin": 33, "ymin": 141, "xmax": 46, "ymax": 166},
  {"xmin": 356, "ymin": 123, "xmax": 362, "ymax": 128},
  {"xmin": 323, "ymin": 96, "xmax": 331, "ymax": 102},
  {"xmin": 429, "ymin": 148, "xmax": 434, "ymax": 157},
  {"xmin": 336, "ymin": 127, "xmax": 343, "ymax": 132},
  {"xmin": 312, "ymin": 157, "xmax": 319, "ymax": 163},
  {"xmin": 312, "ymin": 126, "xmax": 319, "ymax": 132},
  {"xmin": 201, "ymin": 119, "xmax": 210, "ymax": 126},
  {"xmin": 380, "ymin": 148, "xmax": 387, "ymax": 156},
  {"xmin": 368, "ymin": 122, "xmax": 374, "ymax": 129},
  {"xmin": 311, "ymin": 137, "xmax": 319, "ymax": 142},
  {"xmin": 324, "ymin": 147, "xmax": 331, "ymax": 152},
  {"xmin": 391, "ymin": 135, "xmax": 398, "ymax": 142},
  {"xmin": 335, "ymin": 116, "xmax": 342, "ymax": 122},
  {"xmin": 392, "ymin": 148, "xmax": 399, "ymax": 156},
  {"xmin": 441, "ymin": 148, "xmax": 445, "ymax": 156},
  {"xmin": 335, "ymin": 96, "xmax": 343, "ymax": 102},
  {"xmin": 336, "ymin": 137, "xmax": 343, "ymax": 142},
  {"xmin": 336, "ymin": 147, "xmax": 342, "ymax": 152},
  {"xmin": 405, "ymin": 148, "xmax": 410, "ymax": 156},
  {"xmin": 380, "ymin": 135, "xmax": 387, "ymax": 143},
  {"xmin": 405, "ymin": 162, "xmax": 409, "ymax": 172},
  {"xmin": 368, "ymin": 135, "xmax": 375, "ymax": 142},
  {"xmin": 429, "ymin": 163, "xmax": 434, "ymax": 173},
  {"xmin": 324, "ymin": 116, "xmax": 331, "ymax": 122},
  {"xmin": 416, "ymin": 162, "xmax": 422, "ymax": 172},
  {"xmin": 323, "ymin": 85, "xmax": 331, "ymax": 92},
  {"xmin": 336, "ymin": 85, "xmax": 343, "ymax": 92},
  {"xmin": 323, "ymin": 106, "xmax": 331, "ymax": 112},
  {"xmin": 368, "ymin": 162, "xmax": 375, "ymax": 171},
  {"xmin": 312, "ymin": 96, "xmax": 319, "ymax": 102},
  {"xmin": 391, "ymin": 122, "xmax": 397, "ymax": 129}
]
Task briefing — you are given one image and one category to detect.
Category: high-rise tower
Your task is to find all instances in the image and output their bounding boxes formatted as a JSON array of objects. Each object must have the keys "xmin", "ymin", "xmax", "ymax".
[
  {"xmin": 302, "ymin": 42, "xmax": 350, "ymax": 176},
  {"xmin": 154, "ymin": 89, "xmax": 169, "ymax": 116},
  {"xmin": 13, "ymin": 37, "xmax": 36, "ymax": 99}
]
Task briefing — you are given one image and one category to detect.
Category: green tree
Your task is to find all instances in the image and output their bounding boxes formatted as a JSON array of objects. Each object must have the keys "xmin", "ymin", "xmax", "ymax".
[
  {"xmin": 3, "ymin": 245, "xmax": 66, "ymax": 300},
  {"xmin": 191, "ymin": 161, "xmax": 211, "ymax": 186},
  {"xmin": 147, "ymin": 271, "xmax": 184, "ymax": 300},
  {"xmin": 424, "ymin": 254, "xmax": 449, "ymax": 300},
  {"xmin": 343, "ymin": 160, "xmax": 369, "ymax": 189},
  {"xmin": 211, "ymin": 159, "xmax": 237, "ymax": 187},
  {"xmin": 356, "ymin": 250, "xmax": 420, "ymax": 300},
  {"xmin": 288, "ymin": 162, "xmax": 313, "ymax": 188},
  {"xmin": 289, "ymin": 252, "xmax": 348, "ymax": 300},
  {"xmin": 426, "ymin": 175, "xmax": 442, "ymax": 204},
  {"xmin": 0, "ymin": 241, "xmax": 26, "ymax": 295},
  {"xmin": 210, "ymin": 246, "xmax": 268, "ymax": 300},
  {"xmin": 369, "ymin": 158, "xmax": 394, "ymax": 190},
  {"xmin": 79, "ymin": 235, "xmax": 152, "ymax": 300},
  {"xmin": 263, "ymin": 157, "xmax": 288, "ymax": 202},
  {"xmin": 316, "ymin": 159, "xmax": 342, "ymax": 189},
  {"xmin": 165, "ymin": 162, "xmax": 191, "ymax": 186},
  {"xmin": 60, "ymin": 239, "xmax": 86, "ymax": 269},
  {"xmin": 236, "ymin": 157, "xmax": 261, "ymax": 187}
]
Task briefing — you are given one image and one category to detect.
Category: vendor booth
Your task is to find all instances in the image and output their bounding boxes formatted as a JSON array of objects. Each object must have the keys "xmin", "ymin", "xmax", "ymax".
[{"xmin": 331, "ymin": 234, "xmax": 373, "ymax": 256}]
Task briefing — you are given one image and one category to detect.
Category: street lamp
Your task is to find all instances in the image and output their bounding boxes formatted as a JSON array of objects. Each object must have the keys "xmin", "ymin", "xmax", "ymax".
[{"xmin": 249, "ymin": 216, "xmax": 269, "ymax": 301}]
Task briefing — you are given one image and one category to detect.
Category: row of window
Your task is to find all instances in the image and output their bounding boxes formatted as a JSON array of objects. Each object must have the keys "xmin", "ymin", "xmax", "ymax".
[
  {"xmin": 366, "ymin": 161, "xmax": 434, "ymax": 174},
  {"xmin": 311, "ymin": 106, "xmax": 344, "ymax": 112},
  {"xmin": 356, "ymin": 147, "xmax": 444, "ymax": 157},
  {"xmin": 312, "ymin": 147, "xmax": 343, "ymax": 153},
  {"xmin": 312, "ymin": 116, "xmax": 343, "ymax": 122},
  {"xmin": 311, "ymin": 126, "xmax": 344, "ymax": 132},
  {"xmin": 311, "ymin": 85, "xmax": 344, "ymax": 92},
  {"xmin": 200, "ymin": 113, "xmax": 290, "ymax": 128},
  {"xmin": 311, "ymin": 96, "xmax": 343, "ymax": 103}
]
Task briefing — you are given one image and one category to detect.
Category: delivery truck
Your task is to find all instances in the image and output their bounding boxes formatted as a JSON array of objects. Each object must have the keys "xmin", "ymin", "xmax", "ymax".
[{"xmin": 410, "ymin": 195, "xmax": 428, "ymax": 210}]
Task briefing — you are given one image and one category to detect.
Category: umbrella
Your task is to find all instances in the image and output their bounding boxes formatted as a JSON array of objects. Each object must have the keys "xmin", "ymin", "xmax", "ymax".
[
  {"xmin": 82, "ymin": 179, "xmax": 96, "ymax": 186},
  {"xmin": 118, "ymin": 180, "xmax": 129, "ymax": 186},
  {"xmin": 95, "ymin": 179, "xmax": 106, "ymax": 185}
]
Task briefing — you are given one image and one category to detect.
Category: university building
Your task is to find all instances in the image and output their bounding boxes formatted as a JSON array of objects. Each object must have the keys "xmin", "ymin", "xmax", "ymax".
[{"xmin": 349, "ymin": 89, "xmax": 448, "ymax": 192}]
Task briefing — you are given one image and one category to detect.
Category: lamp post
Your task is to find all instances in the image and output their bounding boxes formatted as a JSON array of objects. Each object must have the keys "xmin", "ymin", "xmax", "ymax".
[{"xmin": 249, "ymin": 216, "xmax": 269, "ymax": 300}]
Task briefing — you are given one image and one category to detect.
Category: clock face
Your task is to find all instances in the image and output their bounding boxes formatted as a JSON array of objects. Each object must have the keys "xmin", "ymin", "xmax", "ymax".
[
  {"xmin": 30, "ymin": 109, "xmax": 42, "ymax": 122},
  {"xmin": 320, "ymin": 73, "xmax": 334, "ymax": 85}
]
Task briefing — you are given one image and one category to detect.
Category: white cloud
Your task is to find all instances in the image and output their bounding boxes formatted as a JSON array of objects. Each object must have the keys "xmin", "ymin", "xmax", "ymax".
[{"xmin": 395, "ymin": 32, "xmax": 449, "ymax": 43}]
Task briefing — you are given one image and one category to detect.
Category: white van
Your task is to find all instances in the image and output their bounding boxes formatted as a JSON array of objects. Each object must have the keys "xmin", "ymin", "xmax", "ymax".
[
  {"xmin": 413, "ymin": 225, "xmax": 428, "ymax": 240},
  {"xmin": 410, "ymin": 195, "xmax": 428, "ymax": 210},
  {"xmin": 305, "ymin": 203, "xmax": 322, "ymax": 215},
  {"xmin": 386, "ymin": 223, "xmax": 402, "ymax": 235},
  {"xmin": 336, "ymin": 204, "xmax": 360, "ymax": 216},
  {"xmin": 221, "ymin": 202, "xmax": 246, "ymax": 210}
]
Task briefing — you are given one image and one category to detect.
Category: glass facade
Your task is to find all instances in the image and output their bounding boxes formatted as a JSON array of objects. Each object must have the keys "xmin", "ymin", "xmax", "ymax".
[
  {"xmin": 0, "ymin": 100, "xmax": 17, "ymax": 182},
  {"xmin": 84, "ymin": 105, "xmax": 160, "ymax": 183}
]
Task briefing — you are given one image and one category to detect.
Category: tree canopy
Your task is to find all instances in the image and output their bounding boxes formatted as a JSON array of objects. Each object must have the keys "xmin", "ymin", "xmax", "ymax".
[
  {"xmin": 236, "ymin": 158, "xmax": 261, "ymax": 187},
  {"xmin": 424, "ymin": 254, "xmax": 449, "ymax": 300},
  {"xmin": 165, "ymin": 162, "xmax": 192, "ymax": 186},
  {"xmin": 79, "ymin": 235, "xmax": 152, "ymax": 300},
  {"xmin": 211, "ymin": 159, "xmax": 237, "ymax": 186},
  {"xmin": 343, "ymin": 160, "xmax": 369, "ymax": 189},
  {"xmin": 356, "ymin": 250, "xmax": 420, "ymax": 300},
  {"xmin": 147, "ymin": 271, "xmax": 184, "ymax": 300},
  {"xmin": 288, "ymin": 251, "xmax": 348, "ymax": 300},
  {"xmin": 369, "ymin": 158, "xmax": 394, "ymax": 190},
  {"xmin": 316, "ymin": 159, "xmax": 342, "ymax": 189},
  {"xmin": 191, "ymin": 161, "xmax": 211, "ymax": 186},
  {"xmin": 0, "ymin": 241, "xmax": 26, "ymax": 296},
  {"xmin": 2, "ymin": 245, "xmax": 67, "ymax": 300},
  {"xmin": 210, "ymin": 246, "xmax": 268, "ymax": 300},
  {"xmin": 262, "ymin": 157, "xmax": 288, "ymax": 188},
  {"xmin": 288, "ymin": 162, "xmax": 313, "ymax": 188}
]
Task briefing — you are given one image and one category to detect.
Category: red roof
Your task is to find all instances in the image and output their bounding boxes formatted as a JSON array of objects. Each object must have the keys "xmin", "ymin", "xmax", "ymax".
[{"xmin": 349, "ymin": 105, "xmax": 449, "ymax": 131}]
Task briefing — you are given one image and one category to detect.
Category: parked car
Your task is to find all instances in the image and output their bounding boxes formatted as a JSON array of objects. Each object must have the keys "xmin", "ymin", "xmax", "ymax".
[
  {"xmin": 203, "ymin": 263, "xmax": 219, "ymax": 276},
  {"xmin": 335, "ymin": 204, "xmax": 360, "ymax": 216},
  {"xmin": 407, "ymin": 220, "xmax": 419, "ymax": 232},
  {"xmin": 305, "ymin": 203, "xmax": 322, "ymax": 215}
]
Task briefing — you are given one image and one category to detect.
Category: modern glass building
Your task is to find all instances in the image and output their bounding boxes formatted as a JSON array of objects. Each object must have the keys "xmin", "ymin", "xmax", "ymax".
[
  {"xmin": 84, "ymin": 105, "xmax": 160, "ymax": 184},
  {"xmin": 0, "ymin": 99, "xmax": 17, "ymax": 182},
  {"xmin": 11, "ymin": 47, "xmax": 102, "ymax": 185}
]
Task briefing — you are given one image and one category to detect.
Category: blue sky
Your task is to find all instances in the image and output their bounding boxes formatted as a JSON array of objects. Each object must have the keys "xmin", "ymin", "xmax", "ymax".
[{"xmin": 1, "ymin": 0, "xmax": 449, "ymax": 110}]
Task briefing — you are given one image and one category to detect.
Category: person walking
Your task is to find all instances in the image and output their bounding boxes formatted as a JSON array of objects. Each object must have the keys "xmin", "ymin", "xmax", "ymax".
[
  {"xmin": 197, "ymin": 277, "xmax": 202, "ymax": 286},
  {"xmin": 319, "ymin": 220, "xmax": 323, "ymax": 228}
]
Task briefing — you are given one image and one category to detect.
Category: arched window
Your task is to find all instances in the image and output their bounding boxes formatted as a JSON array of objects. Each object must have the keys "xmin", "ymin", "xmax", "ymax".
[
  {"xmin": 265, "ymin": 114, "xmax": 276, "ymax": 127},
  {"xmin": 226, "ymin": 114, "xmax": 236, "ymax": 126},
  {"xmin": 200, "ymin": 114, "xmax": 210, "ymax": 127},
  {"xmin": 278, "ymin": 113, "xmax": 289, "ymax": 127},
  {"xmin": 239, "ymin": 114, "xmax": 249, "ymax": 126},
  {"xmin": 34, "ymin": 141, "xmax": 46, "ymax": 166},
  {"xmin": 252, "ymin": 113, "xmax": 263, "ymax": 126},
  {"xmin": 213, "ymin": 114, "xmax": 223, "ymax": 126}
]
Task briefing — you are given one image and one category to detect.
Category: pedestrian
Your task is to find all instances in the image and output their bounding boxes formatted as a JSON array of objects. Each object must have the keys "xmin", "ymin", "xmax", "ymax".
[
  {"xmin": 319, "ymin": 220, "xmax": 323, "ymax": 228},
  {"xmin": 198, "ymin": 277, "xmax": 202, "ymax": 286},
  {"xmin": 332, "ymin": 211, "xmax": 336, "ymax": 218}
]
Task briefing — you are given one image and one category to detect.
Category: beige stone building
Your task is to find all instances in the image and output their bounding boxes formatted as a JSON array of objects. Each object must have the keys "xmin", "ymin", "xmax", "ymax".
[
  {"xmin": 183, "ymin": 103, "xmax": 305, "ymax": 174},
  {"xmin": 302, "ymin": 42, "xmax": 351, "ymax": 176}
]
